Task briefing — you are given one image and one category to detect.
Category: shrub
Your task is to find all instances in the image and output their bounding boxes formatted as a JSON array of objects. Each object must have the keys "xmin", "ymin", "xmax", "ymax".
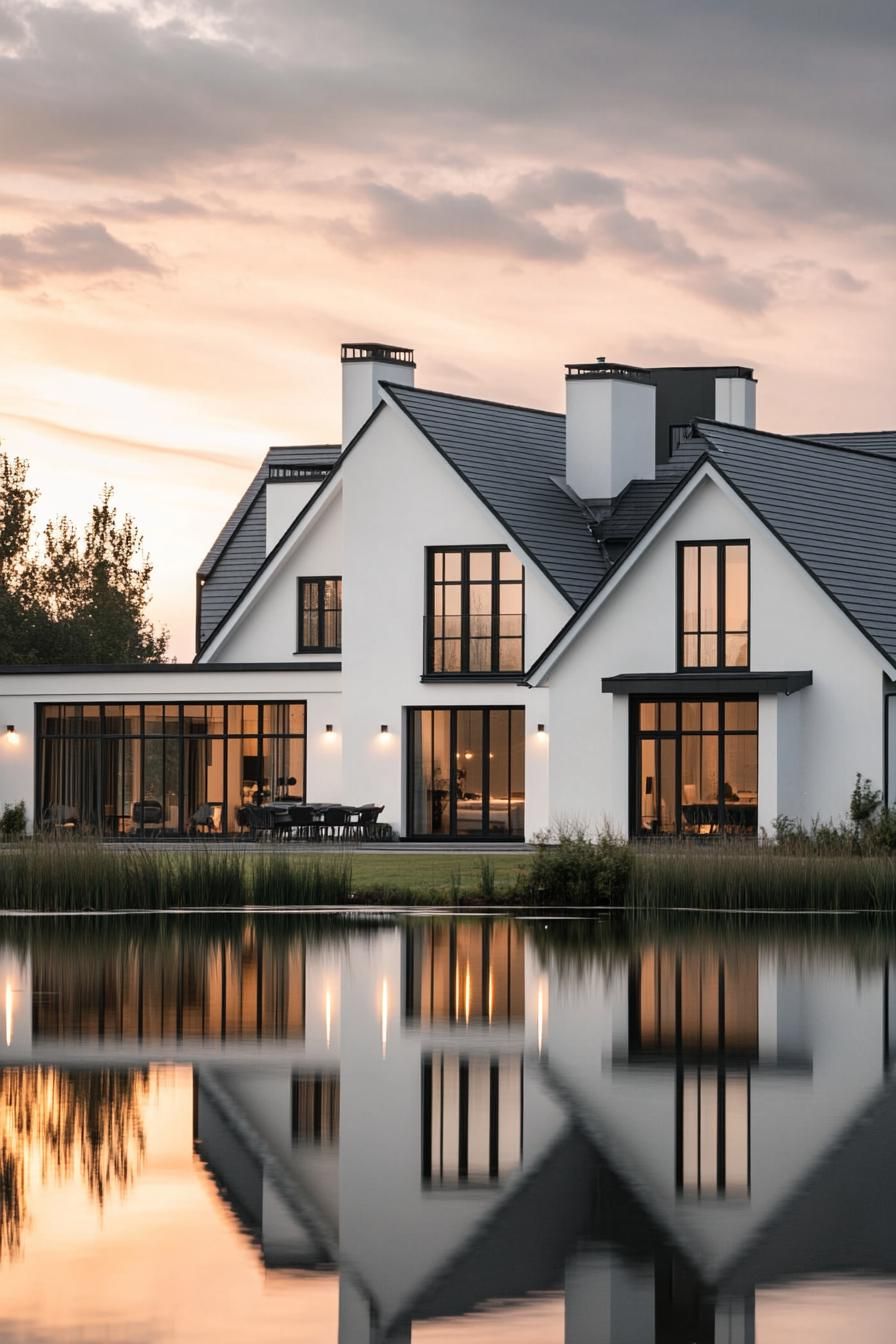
[
  {"xmin": 523, "ymin": 823, "xmax": 633, "ymax": 905},
  {"xmin": 478, "ymin": 857, "xmax": 496, "ymax": 902},
  {"xmin": 0, "ymin": 802, "xmax": 26, "ymax": 840}
]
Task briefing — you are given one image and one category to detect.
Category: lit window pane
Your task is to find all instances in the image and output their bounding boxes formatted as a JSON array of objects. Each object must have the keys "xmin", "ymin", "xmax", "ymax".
[
  {"xmin": 682, "ymin": 546, "xmax": 699, "ymax": 632},
  {"xmin": 683, "ymin": 634, "xmax": 699, "ymax": 667},
  {"xmin": 444, "ymin": 552, "xmax": 461, "ymax": 581},
  {"xmin": 699, "ymin": 634, "xmax": 718, "ymax": 667},
  {"xmin": 469, "ymin": 638, "xmax": 491, "ymax": 671},
  {"xmin": 660, "ymin": 702, "xmax": 677, "ymax": 731},
  {"xmin": 725, "ymin": 545, "xmax": 749, "ymax": 632},
  {"xmin": 699, "ymin": 546, "xmax": 718, "ymax": 631},
  {"xmin": 725, "ymin": 700, "xmax": 758, "ymax": 731},
  {"xmin": 498, "ymin": 638, "xmax": 522, "ymax": 671},
  {"xmin": 469, "ymin": 551, "xmax": 492, "ymax": 581},
  {"xmin": 725, "ymin": 634, "xmax": 749, "ymax": 667},
  {"xmin": 640, "ymin": 702, "xmax": 657, "ymax": 731},
  {"xmin": 500, "ymin": 551, "xmax": 523, "ymax": 580},
  {"xmin": 682, "ymin": 702, "xmax": 700, "ymax": 731}
]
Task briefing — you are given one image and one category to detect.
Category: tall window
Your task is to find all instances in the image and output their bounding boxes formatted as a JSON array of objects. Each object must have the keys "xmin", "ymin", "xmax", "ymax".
[
  {"xmin": 634, "ymin": 698, "xmax": 758, "ymax": 837},
  {"xmin": 679, "ymin": 543, "xmax": 749, "ymax": 669},
  {"xmin": 421, "ymin": 1053, "xmax": 522, "ymax": 1187},
  {"xmin": 37, "ymin": 702, "xmax": 306, "ymax": 836},
  {"xmin": 297, "ymin": 577, "xmax": 342, "ymax": 652},
  {"xmin": 427, "ymin": 547, "xmax": 524, "ymax": 675}
]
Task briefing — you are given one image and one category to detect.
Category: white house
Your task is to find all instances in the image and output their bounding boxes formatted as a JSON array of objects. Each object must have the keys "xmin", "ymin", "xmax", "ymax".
[{"xmin": 2, "ymin": 342, "xmax": 895, "ymax": 841}]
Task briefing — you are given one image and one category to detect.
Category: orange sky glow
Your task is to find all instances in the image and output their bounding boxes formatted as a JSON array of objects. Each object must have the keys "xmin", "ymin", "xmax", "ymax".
[{"xmin": 1, "ymin": 1, "xmax": 893, "ymax": 658}]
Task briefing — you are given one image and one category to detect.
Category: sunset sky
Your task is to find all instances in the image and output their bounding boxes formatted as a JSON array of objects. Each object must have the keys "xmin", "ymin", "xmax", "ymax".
[{"xmin": 1, "ymin": 0, "xmax": 893, "ymax": 658}]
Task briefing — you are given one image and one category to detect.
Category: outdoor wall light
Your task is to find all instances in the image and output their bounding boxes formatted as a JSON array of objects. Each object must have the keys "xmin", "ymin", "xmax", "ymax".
[
  {"xmin": 5, "ymin": 725, "xmax": 17, "ymax": 745},
  {"xmin": 380, "ymin": 724, "xmax": 389, "ymax": 735},
  {"xmin": 325, "ymin": 724, "xmax": 334, "ymax": 734},
  {"xmin": 536, "ymin": 723, "xmax": 547, "ymax": 736}
]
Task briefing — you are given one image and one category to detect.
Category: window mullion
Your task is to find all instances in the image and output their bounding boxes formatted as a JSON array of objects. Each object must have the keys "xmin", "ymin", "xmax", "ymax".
[
  {"xmin": 461, "ymin": 551, "xmax": 470, "ymax": 674},
  {"xmin": 492, "ymin": 550, "xmax": 500, "ymax": 674}
]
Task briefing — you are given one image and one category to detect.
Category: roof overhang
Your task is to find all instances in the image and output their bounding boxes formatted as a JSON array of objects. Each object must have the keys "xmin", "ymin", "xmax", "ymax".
[{"xmin": 602, "ymin": 670, "xmax": 813, "ymax": 695}]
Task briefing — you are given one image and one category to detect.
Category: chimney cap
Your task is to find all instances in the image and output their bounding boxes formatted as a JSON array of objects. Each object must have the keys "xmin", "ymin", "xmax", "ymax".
[
  {"xmin": 565, "ymin": 361, "xmax": 650, "ymax": 383},
  {"xmin": 341, "ymin": 342, "xmax": 416, "ymax": 367}
]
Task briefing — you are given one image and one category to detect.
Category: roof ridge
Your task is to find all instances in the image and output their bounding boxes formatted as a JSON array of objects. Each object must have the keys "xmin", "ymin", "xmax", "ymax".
[
  {"xmin": 381, "ymin": 380, "xmax": 562, "ymax": 420},
  {"xmin": 695, "ymin": 418, "xmax": 896, "ymax": 466}
]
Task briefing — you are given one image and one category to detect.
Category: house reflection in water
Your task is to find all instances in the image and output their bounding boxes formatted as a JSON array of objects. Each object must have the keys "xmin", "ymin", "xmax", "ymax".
[
  {"xmin": 629, "ymin": 948, "xmax": 758, "ymax": 1198},
  {"xmin": 10, "ymin": 922, "xmax": 896, "ymax": 1344},
  {"xmin": 30, "ymin": 927, "xmax": 304, "ymax": 1043}
]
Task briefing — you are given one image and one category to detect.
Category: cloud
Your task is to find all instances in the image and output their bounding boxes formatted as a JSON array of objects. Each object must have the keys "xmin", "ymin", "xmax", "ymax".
[
  {"xmin": 596, "ymin": 207, "xmax": 775, "ymax": 313},
  {"xmin": 363, "ymin": 183, "xmax": 585, "ymax": 262},
  {"xmin": 0, "ymin": 221, "xmax": 161, "ymax": 289},
  {"xmin": 828, "ymin": 266, "xmax": 868, "ymax": 294},
  {"xmin": 0, "ymin": 0, "xmax": 892, "ymax": 231},
  {"xmin": 102, "ymin": 194, "xmax": 209, "ymax": 220},
  {"xmin": 507, "ymin": 167, "xmax": 625, "ymax": 212}
]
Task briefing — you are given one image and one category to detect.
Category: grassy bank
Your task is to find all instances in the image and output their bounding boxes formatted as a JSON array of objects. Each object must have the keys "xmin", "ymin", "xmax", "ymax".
[{"xmin": 2, "ymin": 838, "xmax": 896, "ymax": 911}]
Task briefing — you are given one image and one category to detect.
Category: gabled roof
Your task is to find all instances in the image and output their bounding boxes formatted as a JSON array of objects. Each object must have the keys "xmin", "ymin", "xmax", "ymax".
[
  {"xmin": 197, "ymin": 444, "xmax": 339, "ymax": 650},
  {"xmin": 529, "ymin": 420, "xmax": 896, "ymax": 679},
  {"xmin": 383, "ymin": 383, "xmax": 605, "ymax": 606},
  {"xmin": 696, "ymin": 420, "xmax": 896, "ymax": 666},
  {"xmin": 804, "ymin": 430, "xmax": 896, "ymax": 457}
]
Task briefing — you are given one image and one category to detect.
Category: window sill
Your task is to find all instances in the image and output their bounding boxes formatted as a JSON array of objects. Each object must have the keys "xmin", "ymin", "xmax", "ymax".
[
  {"xmin": 420, "ymin": 672, "xmax": 525, "ymax": 684},
  {"xmin": 293, "ymin": 649, "xmax": 342, "ymax": 656}
]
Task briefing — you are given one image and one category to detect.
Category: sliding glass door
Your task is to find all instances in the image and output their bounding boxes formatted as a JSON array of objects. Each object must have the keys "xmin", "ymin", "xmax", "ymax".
[
  {"xmin": 408, "ymin": 707, "xmax": 525, "ymax": 839},
  {"xmin": 632, "ymin": 698, "xmax": 758, "ymax": 838}
]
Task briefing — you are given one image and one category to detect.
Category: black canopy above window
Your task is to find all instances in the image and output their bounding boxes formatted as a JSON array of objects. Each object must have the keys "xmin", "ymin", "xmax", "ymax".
[{"xmin": 602, "ymin": 671, "xmax": 812, "ymax": 696}]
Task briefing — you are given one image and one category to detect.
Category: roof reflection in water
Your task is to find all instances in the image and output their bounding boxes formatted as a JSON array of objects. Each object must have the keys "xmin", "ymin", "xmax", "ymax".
[{"xmin": 2, "ymin": 917, "xmax": 896, "ymax": 1342}]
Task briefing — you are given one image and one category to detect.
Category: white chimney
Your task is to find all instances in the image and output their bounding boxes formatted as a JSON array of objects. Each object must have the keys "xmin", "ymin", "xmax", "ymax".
[
  {"xmin": 714, "ymin": 371, "xmax": 757, "ymax": 427},
  {"xmin": 565, "ymin": 360, "xmax": 656, "ymax": 500},
  {"xmin": 341, "ymin": 343, "xmax": 415, "ymax": 446}
]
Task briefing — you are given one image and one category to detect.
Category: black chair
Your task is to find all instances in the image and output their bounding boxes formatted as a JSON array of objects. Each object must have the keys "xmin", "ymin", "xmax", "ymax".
[
  {"xmin": 132, "ymin": 800, "xmax": 163, "ymax": 837},
  {"xmin": 188, "ymin": 802, "xmax": 220, "ymax": 836},
  {"xmin": 268, "ymin": 807, "xmax": 294, "ymax": 842},
  {"xmin": 319, "ymin": 806, "xmax": 350, "ymax": 842},
  {"xmin": 289, "ymin": 805, "xmax": 320, "ymax": 841},
  {"xmin": 42, "ymin": 804, "xmax": 80, "ymax": 833},
  {"xmin": 353, "ymin": 804, "xmax": 384, "ymax": 841},
  {"xmin": 241, "ymin": 805, "xmax": 272, "ymax": 841}
]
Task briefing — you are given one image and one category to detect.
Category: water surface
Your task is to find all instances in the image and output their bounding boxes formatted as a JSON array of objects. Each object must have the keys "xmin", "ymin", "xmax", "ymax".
[{"xmin": 1, "ymin": 912, "xmax": 895, "ymax": 1342}]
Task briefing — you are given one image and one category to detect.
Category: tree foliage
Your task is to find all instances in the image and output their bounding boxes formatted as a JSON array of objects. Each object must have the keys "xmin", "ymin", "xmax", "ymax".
[{"xmin": 0, "ymin": 451, "xmax": 168, "ymax": 664}]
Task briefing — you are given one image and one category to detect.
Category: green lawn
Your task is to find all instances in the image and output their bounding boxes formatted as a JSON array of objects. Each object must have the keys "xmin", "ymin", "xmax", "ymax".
[{"xmin": 347, "ymin": 850, "xmax": 534, "ymax": 900}]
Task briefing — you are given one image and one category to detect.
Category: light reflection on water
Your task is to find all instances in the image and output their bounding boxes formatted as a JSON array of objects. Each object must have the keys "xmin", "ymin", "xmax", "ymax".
[{"xmin": 1, "ymin": 914, "xmax": 896, "ymax": 1342}]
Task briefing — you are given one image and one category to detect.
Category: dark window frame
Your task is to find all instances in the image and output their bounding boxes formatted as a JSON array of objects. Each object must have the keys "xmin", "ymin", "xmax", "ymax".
[
  {"xmin": 424, "ymin": 545, "xmax": 524, "ymax": 678},
  {"xmin": 296, "ymin": 576, "xmax": 342, "ymax": 653},
  {"xmin": 35, "ymin": 700, "xmax": 307, "ymax": 837},
  {"xmin": 629, "ymin": 695, "xmax": 758, "ymax": 839},
  {"xmin": 677, "ymin": 541, "xmax": 750, "ymax": 672},
  {"xmin": 405, "ymin": 704, "xmax": 526, "ymax": 841}
]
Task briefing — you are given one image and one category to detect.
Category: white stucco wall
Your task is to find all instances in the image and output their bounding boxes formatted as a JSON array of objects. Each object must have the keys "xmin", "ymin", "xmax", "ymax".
[
  {"xmin": 542, "ymin": 470, "xmax": 891, "ymax": 835},
  {"xmin": 214, "ymin": 486, "xmax": 344, "ymax": 665},
  {"xmin": 337, "ymin": 400, "xmax": 570, "ymax": 838},
  {"xmin": 265, "ymin": 478, "xmax": 325, "ymax": 555}
]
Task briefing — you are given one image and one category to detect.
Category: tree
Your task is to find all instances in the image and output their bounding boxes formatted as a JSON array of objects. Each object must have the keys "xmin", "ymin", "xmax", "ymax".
[{"xmin": 0, "ymin": 451, "xmax": 169, "ymax": 664}]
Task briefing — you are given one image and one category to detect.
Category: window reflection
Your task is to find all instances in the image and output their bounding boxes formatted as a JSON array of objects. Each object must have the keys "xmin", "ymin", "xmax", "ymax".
[
  {"xmin": 421, "ymin": 1053, "xmax": 523, "ymax": 1187},
  {"xmin": 291, "ymin": 1073, "xmax": 339, "ymax": 1145},
  {"xmin": 30, "ymin": 927, "xmax": 305, "ymax": 1043},
  {"xmin": 404, "ymin": 923, "xmax": 525, "ymax": 1027}
]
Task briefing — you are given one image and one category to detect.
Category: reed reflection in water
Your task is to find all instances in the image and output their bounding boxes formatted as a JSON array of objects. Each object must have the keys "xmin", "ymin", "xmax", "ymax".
[{"xmin": 0, "ymin": 1067, "xmax": 148, "ymax": 1260}]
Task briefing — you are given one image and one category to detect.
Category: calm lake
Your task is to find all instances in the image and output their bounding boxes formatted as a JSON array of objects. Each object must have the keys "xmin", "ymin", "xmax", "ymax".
[{"xmin": 1, "ymin": 911, "xmax": 895, "ymax": 1342}]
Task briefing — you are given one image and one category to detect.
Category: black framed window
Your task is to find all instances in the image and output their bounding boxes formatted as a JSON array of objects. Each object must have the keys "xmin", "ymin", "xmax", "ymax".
[
  {"xmin": 426, "ymin": 547, "xmax": 523, "ymax": 675},
  {"xmin": 679, "ymin": 542, "xmax": 749, "ymax": 670},
  {"xmin": 421, "ymin": 1053, "xmax": 522, "ymax": 1187},
  {"xmin": 633, "ymin": 697, "xmax": 758, "ymax": 838},
  {"xmin": 36, "ymin": 701, "xmax": 306, "ymax": 837},
  {"xmin": 407, "ymin": 706, "xmax": 525, "ymax": 840},
  {"xmin": 297, "ymin": 577, "xmax": 342, "ymax": 652}
]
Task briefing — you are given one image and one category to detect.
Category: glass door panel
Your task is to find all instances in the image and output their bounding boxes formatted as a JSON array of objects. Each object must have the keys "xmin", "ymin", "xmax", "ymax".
[
  {"xmin": 455, "ymin": 710, "xmax": 484, "ymax": 835},
  {"xmin": 409, "ymin": 708, "xmax": 525, "ymax": 839}
]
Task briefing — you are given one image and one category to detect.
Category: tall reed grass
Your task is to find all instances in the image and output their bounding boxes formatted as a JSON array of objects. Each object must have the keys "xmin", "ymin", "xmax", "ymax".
[
  {"xmin": 0, "ymin": 840, "xmax": 352, "ymax": 911},
  {"xmin": 629, "ymin": 842, "xmax": 896, "ymax": 910}
]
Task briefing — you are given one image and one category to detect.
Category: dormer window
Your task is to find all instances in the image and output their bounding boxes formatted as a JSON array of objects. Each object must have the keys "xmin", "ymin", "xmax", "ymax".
[
  {"xmin": 426, "ymin": 547, "xmax": 524, "ymax": 676},
  {"xmin": 679, "ymin": 543, "xmax": 749, "ymax": 670},
  {"xmin": 297, "ymin": 577, "xmax": 342, "ymax": 653}
]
